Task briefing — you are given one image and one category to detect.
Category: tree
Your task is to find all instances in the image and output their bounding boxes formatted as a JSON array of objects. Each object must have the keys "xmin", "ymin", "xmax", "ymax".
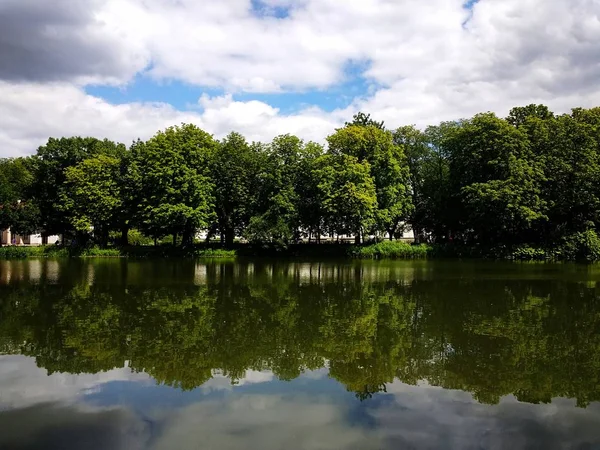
[
  {"xmin": 345, "ymin": 112, "xmax": 385, "ymax": 130},
  {"xmin": 542, "ymin": 108, "xmax": 600, "ymax": 239},
  {"xmin": 316, "ymin": 154, "xmax": 377, "ymax": 241},
  {"xmin": 211, "ymin": 132, "xmax": 263, "ymax": 246},
  {"xmin": 296, "ymin": 142, "xmax": 325, "ymax": 242},
  {"xmin": 507, "ymin": 104, "xmax": 554, "ymax": 127},
  {"xmin": 61, "ymin": 154, "xmax": 123, "ymax": 247},
  {"xmin": 446, "ymin": 113, "xmax": 546, "ymax": 245},
  {"xmin": 245, "ymin": 135, "xmax": 303, "ymax": 246},
  {"xmin": 393, "ymin": 126, "xmax": 430, "ymax": 241},
  {"xmin": 135, "ymin": 124, "xmax": 216, "ymax": 246},
  {"xmin": 327, "ymin": 125, "xmax": 413, "ymax": 241},
  {"xmin": 0, "ymin": 158, "xmax": 37, "ymax": 240},
  {"xmin": 30, "ymin": 137, "xmax": 125, "ymax": 239}
]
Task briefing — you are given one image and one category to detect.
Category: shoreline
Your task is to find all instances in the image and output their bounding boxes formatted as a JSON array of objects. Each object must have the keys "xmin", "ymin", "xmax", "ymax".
[{"xmin": 0, "ymin": 241, "xmax": 592, "ymax": 262}]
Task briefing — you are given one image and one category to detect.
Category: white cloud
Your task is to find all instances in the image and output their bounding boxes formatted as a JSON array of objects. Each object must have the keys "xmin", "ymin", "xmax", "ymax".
[
  {"xmin": 0, "ymin": 83, "xmax": 342, "ymax": 156},
  {"xmin": 1, "ymin": 0, "xmax": 600, "ymax": 156},
  {"xmin": 1, "ymin": 357, "xmax": 600, "ymax": 450},
  {"xmin": 0, "ymin": 355, "xmax": 150, "ymax": 409}
]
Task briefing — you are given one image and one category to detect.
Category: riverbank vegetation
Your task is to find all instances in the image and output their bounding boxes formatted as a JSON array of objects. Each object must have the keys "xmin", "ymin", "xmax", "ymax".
[{"xmin": 2, "ymin": 105, "xmax": 600, "ymax": 260}]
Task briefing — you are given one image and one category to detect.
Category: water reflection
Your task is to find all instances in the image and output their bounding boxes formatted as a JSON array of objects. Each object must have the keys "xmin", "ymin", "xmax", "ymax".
[{"xmin": 0, "ymin": 259, "xmax": 600, "ymax": 449}]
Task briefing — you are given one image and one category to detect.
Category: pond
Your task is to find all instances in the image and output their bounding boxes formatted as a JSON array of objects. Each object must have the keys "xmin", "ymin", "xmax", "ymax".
[{"xmin": 0, "ymin": 259, "xmax": 599, "ymax": 449}]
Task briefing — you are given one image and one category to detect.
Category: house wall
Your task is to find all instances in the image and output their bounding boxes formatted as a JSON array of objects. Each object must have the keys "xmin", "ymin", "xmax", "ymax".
[{"xmin": 0, "ymin": 229, "xmax": 60, "ymax": 246}]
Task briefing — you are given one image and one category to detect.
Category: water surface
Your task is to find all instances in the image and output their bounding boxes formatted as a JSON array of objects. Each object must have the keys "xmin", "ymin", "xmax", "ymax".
[{"xmin": 1, "ymin": 259, "xmax": 599, "ymax": 449}]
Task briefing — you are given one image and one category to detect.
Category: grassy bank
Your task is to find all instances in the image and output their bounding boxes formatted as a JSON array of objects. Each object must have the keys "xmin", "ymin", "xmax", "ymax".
[
  {"xmin": 0, "ymin": 245, "xmax": 237, "ymax": 260},
  {"xmin": 2, "ymin": 234, "xmax": 600, "ymax": 262},
  {"xmin": 348, "ymin": 241, "xmax": 431, "ymax": 259}
]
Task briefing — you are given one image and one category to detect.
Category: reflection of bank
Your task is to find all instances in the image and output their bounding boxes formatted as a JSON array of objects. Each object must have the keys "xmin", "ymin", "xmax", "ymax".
[
  {"xmin": 0, "ymin": 259, "xmax": 61, "ymax": 285},
  {"xmin": 0, "ymin": 228, "xmax": 60, "ymax": 246}
]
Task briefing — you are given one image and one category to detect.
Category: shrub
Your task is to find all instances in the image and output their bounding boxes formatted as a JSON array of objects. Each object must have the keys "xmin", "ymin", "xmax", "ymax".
[
  {"xmin": 557, "ymin": 230, "xmax": 600, "ymax": 262},
  {"xmin": 77, "ymin": 247, "xmax": 122, "ymax": 257},
  {"xmin": 350, "ymin": 241, "xmax": 432, "ymax": 259},
  {"xmin": 0, "ymin": 245, "xmax": 69, "ymax": 259},
  {"xmin": 509, "ymin": 245, "xmax": 548, "ymax": 261},
  {"xmin": 194, "ymin": 248, "xmax": 237, "ymax": 258}
]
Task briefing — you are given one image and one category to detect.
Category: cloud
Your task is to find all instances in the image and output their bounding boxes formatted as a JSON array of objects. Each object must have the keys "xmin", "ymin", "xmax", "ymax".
[
  {"xmin": 1, "ymin": 356, "xmax": 599, "ymax": 450},
  {"xmin": 0, "ymin": 403, "xmax": 150, "ymax": 450},
  {"xmin": 0, "ymin": 355, "xmax": 150, "ymax": 410},
  {"xmin": 2, "ymin": 0, "xmax": 600, "ymax": 156},
  {"xmin": 0, "ymin": 0, "xmax": 148, "ymax": 85},
  {"xmin": 0, "ymin": 83, "xmax": 342, "ymax": 156},
  {"xmin": 373, "ymin": 381, "xmax": 600, "ymax": 449}
]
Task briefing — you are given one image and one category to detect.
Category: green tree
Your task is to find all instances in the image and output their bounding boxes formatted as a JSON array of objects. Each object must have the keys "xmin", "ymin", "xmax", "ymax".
[
  {"xmin": 393, "ymin": 125, "xmax": 430, "ymax": 241},
  {"xmin": 211, "ymin": 132, "xmax": 263, "ymax": 246},
  {"xmin": 327, "ymin": 125, "xmax": 412, "ymax": 241},
  {"xmin": 0, "ymin": 158, "xmax": 38, "ymax": 239},
  {"xmin": 345, "ymin": 111, "xmax": 385, "ymax": 130},
  {"xmin": 316, "ymin": 154, "xmax": 377, "ymax": 240},
  {"xmin": 546, "ymin": 108, "xmax": 600, "ymax": 238},
  {"xmin": 136, "ymin": 124, "xmax": 216, "ymax": 246},
  {"xmin": 61, "ymin": 155, "xmax": 123, "ymax": 247},
  {"xmin": 446, "ymin": 113, "xmax": 546, "ymax": 245},
  {"xmin": 245, "ymin": 135, "xmax": 303, "ymax": 246},
  {"xmin": 296, "ymin": 142, "xmax": 325, "ymax": 242},
  {"xmin": 30, "ymin": 137, "xmax": 125, "ymax": 239}
]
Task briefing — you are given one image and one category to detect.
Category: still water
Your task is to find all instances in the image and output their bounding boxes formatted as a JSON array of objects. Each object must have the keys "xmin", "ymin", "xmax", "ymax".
[{"xmin": 0, "ymin": 258, "xmax": 599, "ymax": 449}]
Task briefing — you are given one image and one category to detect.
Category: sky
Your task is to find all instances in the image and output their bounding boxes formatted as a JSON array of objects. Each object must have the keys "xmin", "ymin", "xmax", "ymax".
[
  {"xmin": 1, "ymin": 0, "xmax": 599, "ymax": 157},
  {"xmin": 2, "ymin": 355, "xmax": 600, "ymax": 449}
]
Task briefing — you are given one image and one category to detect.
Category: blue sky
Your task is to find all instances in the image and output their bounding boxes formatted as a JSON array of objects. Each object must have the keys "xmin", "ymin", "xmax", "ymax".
[{"xmin": 85, "ymin": 61, "xmax": 374, "ymax": 114}]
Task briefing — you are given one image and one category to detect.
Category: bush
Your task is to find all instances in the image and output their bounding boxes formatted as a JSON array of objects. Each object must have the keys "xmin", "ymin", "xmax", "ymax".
[
  {"xmin": 557, "ymin": 230, "xmax": 600, "ymax": 262},
  {"xmin": 0, "ymin": 246, "xmax": 43, "ymax": 259},
  {"xmin": 349, "ymin": 241, "xmax": 432, "ymax": 259},
  {"xmin": 0, "ymin": 245, "xmax": 69, "ymax": 259},
  {"xmin": 194, "ymin": 248, "xmax": 237, "ymax": 258},
  {"xmin": 509, "ymin": 245, "xmax": 548, "ymax": 261},
  {"xmin": 76, "ymin": 247, "xmax": 122, "ymax": 257}
]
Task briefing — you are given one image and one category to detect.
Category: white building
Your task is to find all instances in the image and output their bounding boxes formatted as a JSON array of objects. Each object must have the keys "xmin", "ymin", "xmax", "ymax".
[{"xmin": 0, "ymin": 229, "xmax": 60, "ymax": 246}]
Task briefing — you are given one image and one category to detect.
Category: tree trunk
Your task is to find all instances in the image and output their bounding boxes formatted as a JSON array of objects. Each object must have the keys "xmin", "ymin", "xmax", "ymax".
[
  {"xmin": 121, "ymin": 226, "xmax": 129, "ymax": 247},
  {"xmin": 225, "ymin": 227, "xmax": 235, "ymax": 247},
  {"xmin": 355, "ymin": 232, "xmax": 361, "ymax": 245},
  {"xmin": 172, "ymin": 233, "xmax": 177, "ymax": 247},
  {"xmin": 181, "ymin": 228, "xmax": 193, "ymax": 248},
  {"xmin": 100, "ymin": 227, "xmax": 109, "ymax": 249},
  {"xmin": 388, "ymin": 230, "xmax": 394, "ymax": 241}
]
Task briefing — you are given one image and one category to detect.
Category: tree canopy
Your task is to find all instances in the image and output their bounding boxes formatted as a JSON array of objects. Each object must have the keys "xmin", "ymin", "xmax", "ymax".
[{"xmin": 2, "ymin": 104, "xmax": 600, "ymax": 257}]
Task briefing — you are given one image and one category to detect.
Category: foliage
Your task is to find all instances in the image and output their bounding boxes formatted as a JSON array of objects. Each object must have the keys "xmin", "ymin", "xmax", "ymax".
[
  {"xmin": 211, "ymin": 132, "xmax": 263, "ymax": 245},
  {"xmin": 315, "ymin": 154, "xmax": 377, "ymax": 240},
  {"xmin": 109, "ymin": 229, "xmax": 154, "ymax": 246},
  {"xmin": 557, "ymin": 229, "xmax": 600, "ymax": 262},
  {"xmin": 194, "ymin": 248, "xmax": 237, "ymax": 258},
  {"xmin": 3, "ymin": 105, "xmax": 600, "ymax": 260},
  {"xmin": 61, "ymin": 154, "xmax": 123, "ymax": 246},
  {"xmin": 327, "ymin": 124, "xmax": 413, "ymax": 240},
  {"xmin": 30, "ymin": 137, "xmax": 125, "ymax": 237},
  {"xmin": 0, "ymin": 245, "xmax": 68, "ymax": 259},
  {"xmin": 350, "ymin": 241, "xmax": 432, "ymax": 259},
  {"xmin": 509, "ymin": 245, "xmax": 548, "ymax": 261},
  {"xmin": 135, "ymin": 124, "xmax": 216, "ymax": 246}
]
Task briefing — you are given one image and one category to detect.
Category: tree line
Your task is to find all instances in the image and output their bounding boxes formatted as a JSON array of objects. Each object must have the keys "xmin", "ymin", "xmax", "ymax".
[{"xmin": 2, "ymin": 105, "xmax": 600, "ymax": 254}]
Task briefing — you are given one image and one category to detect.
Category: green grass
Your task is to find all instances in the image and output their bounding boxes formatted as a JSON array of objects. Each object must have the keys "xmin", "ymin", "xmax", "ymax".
[
  {"xmin": 349, "ymin": 241, "xmax": 432, "ymax": 259},
  {"xmin": 194, "ymin": 248, "xmax": 237, "ymax": 258},
  {"xmin": 0, "ymin": 246, "xmax": 69, "ymax": 259},
  {"xmin": 0, "ymin": 245, "xmax": 120, "ymax": 259}
]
